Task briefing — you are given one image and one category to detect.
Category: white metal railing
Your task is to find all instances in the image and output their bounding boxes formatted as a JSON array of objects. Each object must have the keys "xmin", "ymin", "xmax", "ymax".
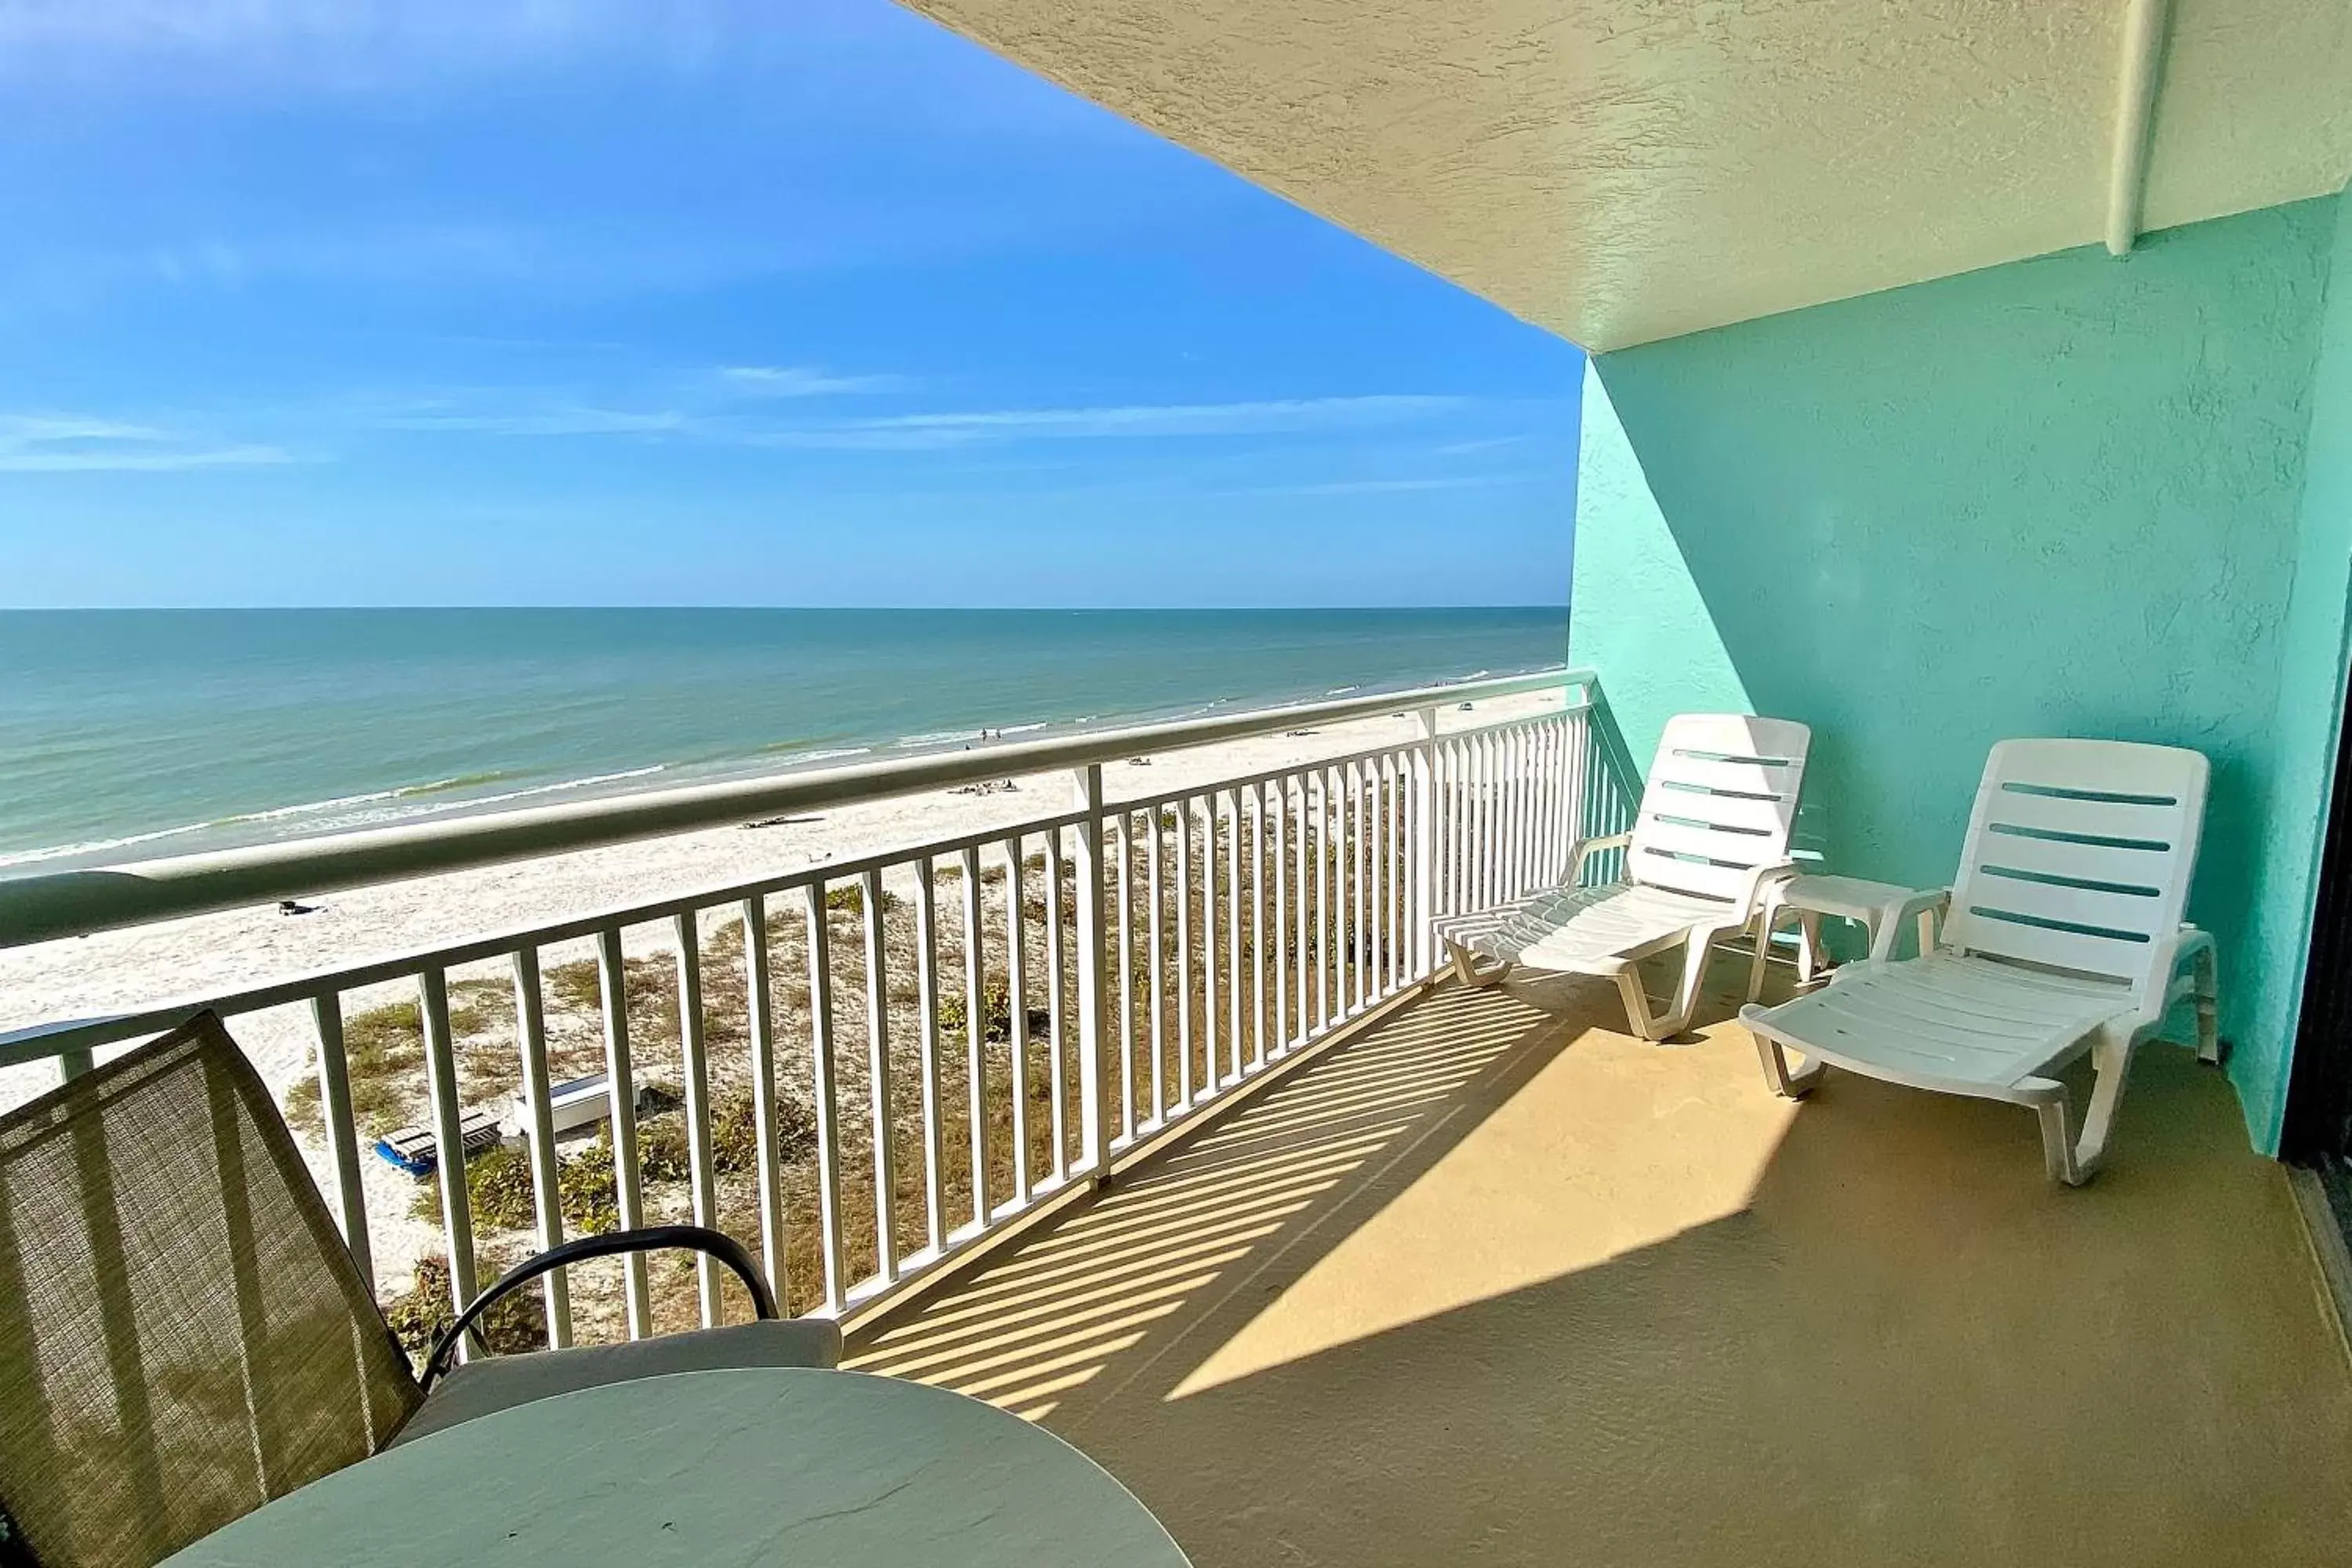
[{"xmin": 0, "ymin": 668, "xmax": 1640, "ymax": 1342}]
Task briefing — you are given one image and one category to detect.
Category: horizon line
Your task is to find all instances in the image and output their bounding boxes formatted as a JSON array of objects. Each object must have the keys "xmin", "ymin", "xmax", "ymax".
[{"xmin": 0, "ymin": 602, "xmax": 1569, "ymax": 614}]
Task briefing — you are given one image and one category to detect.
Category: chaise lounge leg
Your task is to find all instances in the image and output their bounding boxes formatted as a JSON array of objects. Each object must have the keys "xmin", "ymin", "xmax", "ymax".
[
  {"xmin": 2034, "ymin": 1094, "xmax": 2085, "ymax": 1186},
  {"xmin": 1745, "ymin": 900, "xmax": 1786, "ymax": 1004},
  {"xmin": 2066, "ymin": 1037, "xmax": 2132, "ymax": 1183},
  {"xmin": 1612, "ymin": 967, "xmax": 1664, "ymax": 1040},
  {"xmin": 2191, "ymin": 946, "xmax": 2221, "ymax": 1067},
  {"xmin": 1753, "ymin": 1033, "xmax": 1824, "ymax": 1098},
  {"xmin": 1446, "ymin": 939, "xmax": 1508, "ymax": 990},
  {"xmin": 2028, "ymin": 1057, "xmax": 2120, "ymax": 1189}
]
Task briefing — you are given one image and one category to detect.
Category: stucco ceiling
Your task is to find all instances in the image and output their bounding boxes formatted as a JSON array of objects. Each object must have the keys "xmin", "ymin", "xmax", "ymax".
[{"xmin": 897, "ymin": 0, "xmax": 2352, "ymax": 351}]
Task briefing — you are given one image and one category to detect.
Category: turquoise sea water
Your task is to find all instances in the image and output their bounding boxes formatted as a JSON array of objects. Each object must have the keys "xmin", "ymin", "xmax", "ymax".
[{"xmin": 0, "ymin": 608, "xmax": 1566, "ymax": 870}]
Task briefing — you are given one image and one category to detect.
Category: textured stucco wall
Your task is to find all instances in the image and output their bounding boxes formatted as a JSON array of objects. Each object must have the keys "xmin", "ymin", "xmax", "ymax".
[
  {"xmin": 1566, "ymin": 357, "xmax": 1748, "ymax": 726},
  {"xmin": 1571, "ymin": 197, "xmax": 2343, "ymax": 1149},
  {"xmin": 2241, "ymin": 193, "xmax": 2352, "ymax": 1145},
  {"xmin": 902, "ymin": 0, "xmax": 2352, "ymax": 350}
]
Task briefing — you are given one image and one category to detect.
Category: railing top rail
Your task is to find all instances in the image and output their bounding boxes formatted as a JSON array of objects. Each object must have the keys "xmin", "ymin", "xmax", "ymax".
[
  {"xmin": 0, "ymin": 667, "xmax": 1591, "ymax": 952},
  {"xmin": 1, "ymin": 803, "xmax": 1116, "ymax": 1069}
]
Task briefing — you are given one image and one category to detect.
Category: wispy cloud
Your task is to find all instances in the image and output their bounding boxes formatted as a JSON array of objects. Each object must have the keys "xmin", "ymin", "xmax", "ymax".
[
  {"xmin": 1225, "ymin": 473, "xmax": 1542, "ymax": 497},
  {"xmin": 1430, "ymin": 434, "xmax": 1530, "ymax": 457},
  {"xmin": 374, "ymin": 404, "xmax": 691, "ymax": 437},
  {"xmin": 0, "ymin": 2, "xmax": 728, "ymax": 84},
  {"xmin": 715, "ymin": 365, "xmax": 910, "ymax": 398},
  {"xmin": 347, "ymin": 390, "xmax": 1473, "ymax": 452},
  {"xmin": 744, "ymin": 394, "xmax": 1470, "ymax": 450},
  {"xmin": 0, "ymin": 412, "xmax": 295, "ymax": 473}
]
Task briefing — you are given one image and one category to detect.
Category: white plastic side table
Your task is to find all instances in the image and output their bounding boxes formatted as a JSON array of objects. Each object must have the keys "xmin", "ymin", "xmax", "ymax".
[{"xmin": 1746, "ymin": 874, "xmax": 1948, "ymax": 996}]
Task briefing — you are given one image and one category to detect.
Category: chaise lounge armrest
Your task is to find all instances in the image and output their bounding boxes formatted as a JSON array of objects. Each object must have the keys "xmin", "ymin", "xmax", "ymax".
[
  {"xmin": 1868, "ymin": 887, "xmax": 1953, "ymax": 963},
  {"xmin": 1730, "ymin": 859, "xmax": 1799, "ymax": 924},
  {"xmin": 1568, "ymin": 831, "xmax": 1632, "ymax": 881}
]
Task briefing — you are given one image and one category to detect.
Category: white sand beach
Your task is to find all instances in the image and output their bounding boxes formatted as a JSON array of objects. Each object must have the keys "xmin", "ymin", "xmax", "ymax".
[{"xmin": 0, "ymin": 690, "xmax": 1566, "ymax": 1300}]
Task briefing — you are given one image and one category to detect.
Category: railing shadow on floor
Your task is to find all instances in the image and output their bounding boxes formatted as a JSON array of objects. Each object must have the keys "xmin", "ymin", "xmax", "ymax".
[{"xmin": 845, "ymin": 971, "xmax": 1611, "ymax": 1421}]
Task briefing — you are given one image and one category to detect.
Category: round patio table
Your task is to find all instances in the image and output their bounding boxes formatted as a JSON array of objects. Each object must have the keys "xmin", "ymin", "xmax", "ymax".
[{"xmin": 161, "ymin": 1367, "xmax": 1191, "ymax": 1566}]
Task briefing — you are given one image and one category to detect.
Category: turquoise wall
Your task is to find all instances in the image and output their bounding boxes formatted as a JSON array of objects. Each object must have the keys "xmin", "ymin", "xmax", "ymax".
[
  {"xmin": 2245, "ymin": 191, "xmax": 2352, "ymax": 1145},
  {"xmin": 1570, "ymin": 195, "xmax": 2350, "ymax": 1150}
]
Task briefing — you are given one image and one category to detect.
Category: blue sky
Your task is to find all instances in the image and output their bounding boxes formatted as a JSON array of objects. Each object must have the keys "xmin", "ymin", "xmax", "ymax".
[{"xmin": 0, "ymin": 2, "xmax": 1581, "ymax": 608}]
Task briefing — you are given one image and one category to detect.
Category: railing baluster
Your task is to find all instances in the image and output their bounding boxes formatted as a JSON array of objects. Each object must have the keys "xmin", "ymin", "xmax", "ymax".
[
  {"xmin": 741, "ymin": 894, "xmax": 789, "ymax": 1302},
  {"xmin": 959, "ymin": 847, "xmax": 989, "ymax": 1229},
  {"xmin": 509, "ymin": 949, "xmax": 569, "ymax": 1346},
  {"xmin": 308, "ymin": 993, "xmax": 373, "ymax": 1293},
  {"xmin": 1071, "ymin": 764, "xmax": 1109, "ymax": 1177},
  {"xmin": 1272, "ymin": 780, "xmax": 1290, "ymax": 1055},
  {"xmin": 1318, "ymin": 767, "xmax": 1336, "ymax": 1028},
  {"xmin": 1113, "ymin": 811, "xmax": 1134, "ymax": 1144},
  {"xmin": 1338, "ymin": 764, "xmax": 1354, "ymax": 1014},
  {"xmin": 1146, "ymin": 808, "xmax": 1167, "ymax": 1124},
  {"xmin": 1175, "ymin": 797, "xmax": 1196, "ymax": 1109},
  {"xmin": 1451, "ymin": 738, "xmax": 1470, "ymax": 919},
  {"xmin": 861, "ymin": 867, "xmax": 898, "ymax": 1283},
  {"xmin": 1504, "ymin": 725, "xmax": 1522, "ymax": 898},
  {"xmin": 913, "ymin": 857, "xmax": 946, "ymax": 1255},
  {"xmin": 1473, "ymin": 732, "xmax": 1493, "ymax": 910},
  {"xmin": 1521, "ymin": 724, "xmax": 1539, "ymax": 892},
  {"xmin": 1250, "ymin": 782, "xmax": 1269, "ymax": 1069},
  {"xmin": 594, "ymin": 928, "xmax": 652, "ymax": 1338},
  {"xmin": 1581, "ymin": 710, "xmax": 1595, "ymax": 862},
  {"xmin": 1544, "ymin": 717, "xmax": 1564, "ymax": 881},
  {"xmin": 1413, "ymin": 710, "xmax": 1438, "ymax": 972},
  {"xmin": 1044, "ymin": 827, "xmax": 1069, "ymax": 1180},
  {"xmin": 1530, "ymin": 720, "xmax": 1551, "ymax": 882},
  {"xmin": 801, "ymin": 886, "xmax": 847, "ymax": 1315},
  {"xmin": 1383, "ymin": 752, "xmax": 1402, "ymax": 987},
  {"xmin": 1201, "ymin": 794, "xmax": 1220, "ymax": 1096},
  {"xmin": 1501, "ymin": 728, "xmax": 1519, "ymax": 898},
  {"xmin": 1351, "ymin": 760, "xmax": 1370, "ymax": 1014},
  {"xmin": 419, "ymin": 967, "xmax": 478, "ymax": 1346},
  {"xmin": 510, "ymin": 949, "xmax": 569, "ymax": 1345},
  {"xmin": 1334, "ymin": 764, "xmax": 1352, "ymax": 1016},
  {"xmin": 1298, "ymin": 771, "xmax": 1317, "ymax": 1044},
  {"xmin": 1369, "ymin": 762, "xmax": 1386, "ymax": 1001},
  {"xmin": 1224, "ymin": 788, "xmax": 1244, "ymax": 1083},
  {"xmin": 673, "ymin": 913, "xmax": 721, "ymax": 1327},
  {"xmin": 1005, "ymin": 838, "xmax": 1032, "ymax": 1205},
  {"xmin": 1490, "ymin": 728, "xmax": 1506, "ymax": 902},
  {"xmin": 1520, "ymin": 724, "xmax": 1539, "ymax": 887}
]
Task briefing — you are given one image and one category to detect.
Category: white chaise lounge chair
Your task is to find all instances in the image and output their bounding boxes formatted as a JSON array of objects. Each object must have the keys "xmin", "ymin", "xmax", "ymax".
[
  {"xmin": 1740, "ymin": 739, "xmax": 2219, "ymax": 1185},
  {"xmin": 1434, "ymin": 713, "xmax": 1813, "ymax": 1040}
]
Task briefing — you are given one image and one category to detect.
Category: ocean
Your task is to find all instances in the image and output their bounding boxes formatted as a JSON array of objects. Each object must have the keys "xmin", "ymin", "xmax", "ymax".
[{"xmin": 0, "ymin": 608, "xmax": 1567, "ymax": 872}]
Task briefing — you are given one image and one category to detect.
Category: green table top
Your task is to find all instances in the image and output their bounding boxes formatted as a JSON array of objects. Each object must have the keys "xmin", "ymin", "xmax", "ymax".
[{"xmin": 162, "ymin": 1367, "xmax": 1190, "ymax": 1566}]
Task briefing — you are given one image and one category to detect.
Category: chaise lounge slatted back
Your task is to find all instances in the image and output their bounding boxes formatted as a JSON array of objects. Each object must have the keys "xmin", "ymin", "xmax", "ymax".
[
  {"xmin": 1625, "ymin": 716, "xmax": 1813, "ymax": 903},
  {"xmin": 1942, "ymin": 739, "xmax": 2208, "ymax": 993}
]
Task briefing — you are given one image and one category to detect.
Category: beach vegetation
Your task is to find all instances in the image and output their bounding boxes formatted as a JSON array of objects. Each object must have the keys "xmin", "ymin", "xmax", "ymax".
[
  {"xmin": 383, "ymin": 1251, "xmax": 546, "ymax": 1368},
  {"xmin": 823, "ymin": 882, "xmax": 902, "ymax": 918},
  {"xmin": 937, "ymin": 978, "xmax": 1015, "ymax": 1043}
]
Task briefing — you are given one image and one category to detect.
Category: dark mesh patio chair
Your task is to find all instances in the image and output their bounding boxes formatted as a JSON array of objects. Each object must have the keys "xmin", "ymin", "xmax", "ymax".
[{"xmin": 0, "ymin": 1011, "xmax": 840, "ymax": 1568}]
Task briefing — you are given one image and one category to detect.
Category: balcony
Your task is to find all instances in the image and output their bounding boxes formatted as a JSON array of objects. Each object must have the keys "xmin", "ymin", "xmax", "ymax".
[
  {"xmin": 5, "ymin": 667, "xmax": 2347, "ymax": 1565},
  {"xmin": 850, "ymin": 969, "xmax": 2352, "ymax": 1566}
]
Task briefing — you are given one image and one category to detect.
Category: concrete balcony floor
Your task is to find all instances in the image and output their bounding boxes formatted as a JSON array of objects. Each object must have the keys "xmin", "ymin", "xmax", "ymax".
[{"xmin": 846, "ymin": 968, "xmax": 2352, "ymax": 1566}]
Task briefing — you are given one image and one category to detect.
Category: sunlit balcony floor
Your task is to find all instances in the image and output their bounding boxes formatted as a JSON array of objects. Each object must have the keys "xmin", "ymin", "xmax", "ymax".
[{"xmin": 845, "ymin": 967, "xmax": 2352, "ymax": 1567}]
